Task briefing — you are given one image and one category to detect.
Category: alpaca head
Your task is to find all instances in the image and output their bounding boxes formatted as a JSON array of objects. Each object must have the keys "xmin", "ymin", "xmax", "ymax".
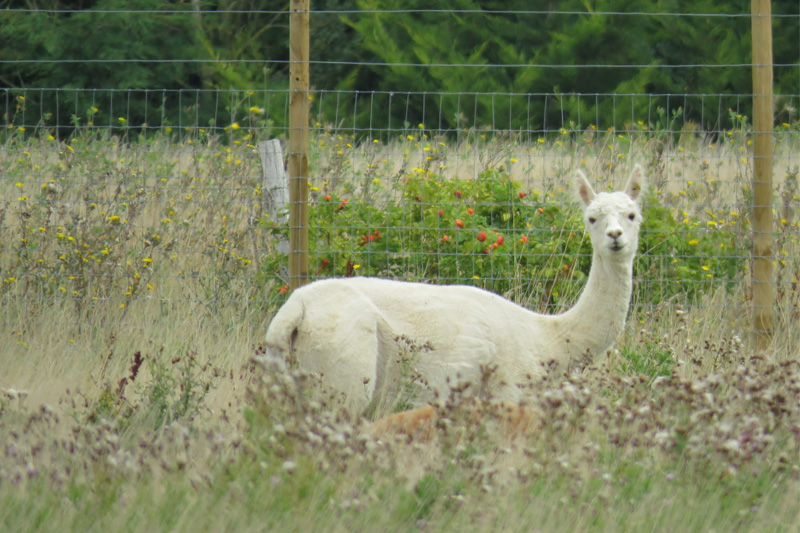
[{"xmin": 576, "ymin": 165, "xmax": 646, "ymax": 262}]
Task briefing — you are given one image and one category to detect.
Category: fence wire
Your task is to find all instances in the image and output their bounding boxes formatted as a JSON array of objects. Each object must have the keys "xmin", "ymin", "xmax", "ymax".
[{"xmin": 0, "ymin": 7, "xmax": 798, "ymax": 355}]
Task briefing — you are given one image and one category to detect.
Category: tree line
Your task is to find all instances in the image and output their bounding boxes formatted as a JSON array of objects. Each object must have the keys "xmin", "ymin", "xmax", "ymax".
[{"xmin": 1, "ymin": 0, "xmax": 797, "ymax": 136}]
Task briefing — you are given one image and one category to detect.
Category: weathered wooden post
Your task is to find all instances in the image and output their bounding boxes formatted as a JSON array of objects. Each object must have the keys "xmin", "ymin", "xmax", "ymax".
[
  {"xmin": 751, "ymin": 0, "xmax": 774, "ymax": 351},
  {"xmin": 287, "ymin": 0, "xmax": 310, "ymax": 290},
  {"xmin": 258, "ymin": 139, "xmax": 289, "ymax": 253}
]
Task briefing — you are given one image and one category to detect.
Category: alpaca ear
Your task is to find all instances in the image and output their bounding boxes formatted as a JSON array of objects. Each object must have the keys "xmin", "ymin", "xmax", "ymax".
[
  {"xmin": 624, "ymin": 164, "xmax": 646, "ymax": 202},
  {"xmin": 575, "ymin": 169, "xmax": 595, "ymax": 206}
]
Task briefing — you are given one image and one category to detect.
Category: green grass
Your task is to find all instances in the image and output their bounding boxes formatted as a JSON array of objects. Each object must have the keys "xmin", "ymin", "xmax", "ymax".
[
  {"xmin": 0, "ymin": 124, "xmax": 799, "ymax": 531},
  {"xmin": 617, "ymin": 342, "xmax": 676, "ymax": 378}
]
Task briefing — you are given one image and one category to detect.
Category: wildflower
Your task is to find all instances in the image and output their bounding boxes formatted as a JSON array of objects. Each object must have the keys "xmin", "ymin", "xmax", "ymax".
[
  {"xmin": 456, "ymin": 219, "xmax": 465, "ymax": 228},
  {"xmin": 477, "ymin": 232, "xmax": 487, "ymax": 242},
  {"xmin": 231, "ymin": 122, "xmax": 240, "ymax": 130}
]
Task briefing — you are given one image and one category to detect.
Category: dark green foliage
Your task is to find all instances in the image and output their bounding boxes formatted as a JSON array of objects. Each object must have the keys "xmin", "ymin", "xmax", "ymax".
[
  {"xmin": 1, "ymin": 0, "xmax": 200, "ymax": 135},
  {"xmin": 341, "ymin": 0, "xmax": 799, "ymax": 131},
  {"xmin": 1, "ymin": 1, "xmax": 798, "ymax": 137}
]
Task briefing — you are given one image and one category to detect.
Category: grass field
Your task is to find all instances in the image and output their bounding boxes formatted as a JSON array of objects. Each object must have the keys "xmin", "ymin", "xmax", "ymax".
[{"xmin": 0, "ymin": 121, "xmax": 799, "ymax": 531}]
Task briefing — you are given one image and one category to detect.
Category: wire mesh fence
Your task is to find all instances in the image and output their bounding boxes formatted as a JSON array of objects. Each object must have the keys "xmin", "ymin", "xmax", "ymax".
[{"xmin": 0, "ymin": 6, "xmax": 799, "ymax": 354}]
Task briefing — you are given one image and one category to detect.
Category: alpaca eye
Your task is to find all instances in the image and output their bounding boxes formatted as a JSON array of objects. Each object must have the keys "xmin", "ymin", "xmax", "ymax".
[
  {"xmin": 628, "ymin": 214, "xmax": 635, "ymax": 221},
  {"xmin": 588, "ymin": 217, "xmax": 596, "ymax": 224}
]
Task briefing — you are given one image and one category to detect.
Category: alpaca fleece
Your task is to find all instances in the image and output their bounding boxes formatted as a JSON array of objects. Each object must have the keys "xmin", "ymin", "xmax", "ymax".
[{"xmin": 266, "ymin": 166, "xmax": 646, "ymax": 412}]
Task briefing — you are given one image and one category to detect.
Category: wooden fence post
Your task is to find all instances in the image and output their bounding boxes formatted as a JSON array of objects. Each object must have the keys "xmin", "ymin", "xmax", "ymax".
[
  {"xmin": 751, "ymin": 0, "xmax": 774, "ymax": 351},
  {"xmin": 258, "ymin": 139, "xmax": 289, "ymax": 254},
  {"xmin": 288, "ymin": 0, "xmax": 310, "ymax": 290}
]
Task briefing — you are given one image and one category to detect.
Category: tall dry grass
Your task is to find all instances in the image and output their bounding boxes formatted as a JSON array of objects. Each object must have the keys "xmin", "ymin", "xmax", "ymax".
[{"xmin": 0, "ymin": 124, "xmax": 798, "ymax": 531}]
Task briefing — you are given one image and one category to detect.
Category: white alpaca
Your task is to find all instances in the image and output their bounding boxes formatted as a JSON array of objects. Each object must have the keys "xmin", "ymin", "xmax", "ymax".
[{"xmin": 265, "ymin": 165, "xmax": 646, "ymax": 413}]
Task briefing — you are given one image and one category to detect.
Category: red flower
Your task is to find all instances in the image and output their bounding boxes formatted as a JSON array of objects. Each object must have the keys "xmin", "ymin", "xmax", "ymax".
[
  {"xmin": 278, "ymin": 284, "xmax": 289, "ymax": 294},
  {"xmin": 519, "ymin": 192, "xmax": 526, "ymax": 198},
  {"xmin": 496, "ymin": 235, "xmax": 505, "ymax": 246},
  {"xmin": 455, "ymin": 219, "xmax": 465, "ymax": 228},
  {"xmin": 477, "ymin": 231, "xmax": 487, "ymax": 242}
]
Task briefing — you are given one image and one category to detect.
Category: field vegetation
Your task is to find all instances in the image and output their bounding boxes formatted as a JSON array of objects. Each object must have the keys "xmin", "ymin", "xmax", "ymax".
[{"xmin": 0, "ymin": 114, "xmax": 799, "ymax": 531}]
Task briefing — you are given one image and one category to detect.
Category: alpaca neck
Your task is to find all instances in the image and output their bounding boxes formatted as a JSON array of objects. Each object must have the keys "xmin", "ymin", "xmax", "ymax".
[{"xmin": 555, "ymin": 252, "xmax": 633, "ymax": 361}]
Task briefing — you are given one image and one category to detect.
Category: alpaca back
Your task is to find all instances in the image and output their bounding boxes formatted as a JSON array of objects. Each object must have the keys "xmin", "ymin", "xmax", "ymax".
[{"xmin": 265, "ymin": 277, "xmax": 549, "ymax": 411}]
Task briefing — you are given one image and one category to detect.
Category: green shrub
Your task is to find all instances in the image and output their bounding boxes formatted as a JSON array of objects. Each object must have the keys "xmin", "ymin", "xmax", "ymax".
[{"xmin": 272, "ymin": 167, "xmax": 749, "ymax": 310}]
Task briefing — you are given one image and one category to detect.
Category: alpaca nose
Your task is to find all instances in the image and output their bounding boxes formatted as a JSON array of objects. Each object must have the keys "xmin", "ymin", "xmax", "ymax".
[{"xmin": 607, "ymin": 227, "xmax": 622, "ymax": 239}]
